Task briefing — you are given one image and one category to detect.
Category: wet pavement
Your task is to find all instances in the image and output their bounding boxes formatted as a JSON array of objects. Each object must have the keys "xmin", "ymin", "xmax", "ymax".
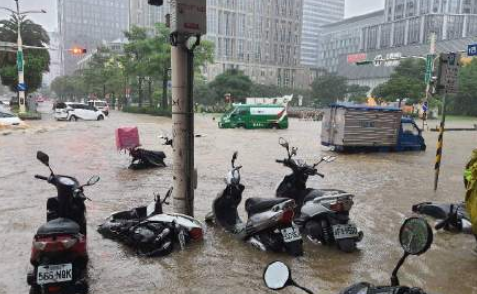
[{"xmin": 1, "ymin": 102, "xmax": 477, "ymax": 294}]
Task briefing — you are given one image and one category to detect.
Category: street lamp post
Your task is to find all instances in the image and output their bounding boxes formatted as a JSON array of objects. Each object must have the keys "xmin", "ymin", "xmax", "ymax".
[{"xmin": 0, "ymin": 1, "xmax": 46, "ymax": 114}]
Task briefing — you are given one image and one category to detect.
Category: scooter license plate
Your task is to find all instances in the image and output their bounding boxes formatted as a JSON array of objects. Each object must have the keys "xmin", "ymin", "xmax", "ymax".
[
  {"xmin": 37, "ymin": 263, "xmax": 73, "ymax": 285},
  {"xmin": 281, "ymin": 226, "xmax": 301, "ymax": 243},
  {"xmin": 332, "ymin": 224, "xmax": 359, "ymax": 240}
]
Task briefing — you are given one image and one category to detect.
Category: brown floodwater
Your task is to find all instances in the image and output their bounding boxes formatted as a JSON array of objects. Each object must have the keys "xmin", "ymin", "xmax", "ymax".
[{"xmin": 1, "ymin": 102, "xmax": 476, "ymax": 294}]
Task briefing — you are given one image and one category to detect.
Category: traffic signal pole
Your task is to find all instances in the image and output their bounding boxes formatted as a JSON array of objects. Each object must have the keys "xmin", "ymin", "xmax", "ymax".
[
  {"xmin": 170, "ymin": 35, "xmax": 195, "ymax": 216},
  {"xmin": 167, "ymin": 0, "xmax": 206, "ymax": 217},
  {"xmin": 423, "ymin": 33, "xmax": 437, "ymax": 130}
]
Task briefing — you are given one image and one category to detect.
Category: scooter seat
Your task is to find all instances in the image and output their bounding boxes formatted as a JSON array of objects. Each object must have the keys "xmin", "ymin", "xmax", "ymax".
[
  {"xmin": 245, "ymin": 198, "xmax": 289, "ymax": 215},
  {"xmin": 304, "ymin": 189, "xmax": 348, "ymax": 203},
  {"xmin": 37, "ymin": 218, "xmax": 80, "ymax": 235}
]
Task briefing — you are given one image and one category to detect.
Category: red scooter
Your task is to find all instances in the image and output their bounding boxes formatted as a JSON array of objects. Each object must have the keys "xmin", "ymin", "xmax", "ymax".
[{"xmin": 27, "ymin": 151, "xmax": 99, "ymax": 294}]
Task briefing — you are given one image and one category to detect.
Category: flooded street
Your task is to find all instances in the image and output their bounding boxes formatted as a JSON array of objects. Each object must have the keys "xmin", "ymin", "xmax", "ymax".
[{"xmin": 1, "ymin": 103, "xmax": 477, "ymax": 294}]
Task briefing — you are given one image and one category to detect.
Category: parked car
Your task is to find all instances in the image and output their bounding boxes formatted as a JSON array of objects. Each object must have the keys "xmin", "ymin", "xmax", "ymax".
[
  {"xmin": 0, "ymin": 110, "xmax": 23, "ymax": 126},
  {"xmin": 88, "ymin": 100, "xmax": 109, "ymax": 116},
  {"xmin": 54, "ymin": 102, "xmax": 105, "ymax": 121}
]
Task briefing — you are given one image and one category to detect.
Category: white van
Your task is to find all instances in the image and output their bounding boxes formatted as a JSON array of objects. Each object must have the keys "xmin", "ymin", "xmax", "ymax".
[{"xmin": 87, "ymin": 100, "xmax": 109, "ymax": 116}]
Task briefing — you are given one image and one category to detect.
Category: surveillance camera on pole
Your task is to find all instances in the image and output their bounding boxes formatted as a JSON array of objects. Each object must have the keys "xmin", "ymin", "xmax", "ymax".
[{"xmin": 169, "ymin": 0, "xmax": 207, "ymax": 216}]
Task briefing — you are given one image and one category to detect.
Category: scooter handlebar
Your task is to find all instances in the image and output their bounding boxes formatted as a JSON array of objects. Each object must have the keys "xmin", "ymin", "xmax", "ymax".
[
  {"xmin": 34, "ymin": 175, "xmax": 49, "ymax": 181},
  {"xmin": 316, "ymin": 172, "xmax": 325, "ymax": 178},
  {"xmin": 276, "ymin": 159, "xmax": 284, "ymax": 164}
]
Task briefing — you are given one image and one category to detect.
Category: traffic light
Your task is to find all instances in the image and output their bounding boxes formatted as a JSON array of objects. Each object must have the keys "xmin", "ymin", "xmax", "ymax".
[
  {"xmin": 148, "ymin": 0, "xmax": 163, "ymax": 6},
  {"xmin": 70, "ymin": 47, "xmax": 87, "ymax": 55}
]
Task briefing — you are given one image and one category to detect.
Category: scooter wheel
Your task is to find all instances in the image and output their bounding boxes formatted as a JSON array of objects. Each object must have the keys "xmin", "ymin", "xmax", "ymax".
[
  {"xmin": 337, "ymin": 238, "xmax": 357, "ymax": 253},
  {"xmin": 29, "ymin": 286, "xmax": 40, "ymax": 294}
]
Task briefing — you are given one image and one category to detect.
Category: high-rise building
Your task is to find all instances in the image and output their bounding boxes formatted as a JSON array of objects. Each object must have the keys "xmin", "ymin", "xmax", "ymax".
[
  {"xmin": 205, "ymin": 0, "xmax": 308, "ymax": 88},
  {"xmin": 318, "ymin": 0, "xmax": 477, "ymax": 91},
  {"xmin": 58, "ymin": 0, "xmax": 129, "ymax": 75},
  {"xmin": 129, "ymin": 0, "xmax": 169, "ymax": 31},
  {"xmin": 128, "ymin": 0, "xmax": 309, "ymax": 88},
  {"xmin": 43, "ymin": 31, "xmax": 61, "ymax": 86},
  {"xmin": 300, "ymin": 0, "xmax": 345, "ymax": 68}
]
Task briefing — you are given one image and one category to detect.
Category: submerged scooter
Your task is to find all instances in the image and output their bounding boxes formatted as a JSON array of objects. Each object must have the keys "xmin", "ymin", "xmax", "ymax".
[
  {"xmin": 412, "ymin": 202, "xmax": 473, "ymax": 233},
  {"xmin": 275, "ymin": 138, "xmax": 362, "ymax": 252},
  {"xmin": 263, "ymin": 217, "xmax": 434, "ymax": 294},
  {"xmin": 206, "ymin": 152, "xmax": 303, "ymax": 256},
  {"xmin": 27, "ymin": 151, "xmax": 100, "ymax": 294},
  {"xmin": 98, "ymin": 188, "xmax": 204, "ymax": 257}
]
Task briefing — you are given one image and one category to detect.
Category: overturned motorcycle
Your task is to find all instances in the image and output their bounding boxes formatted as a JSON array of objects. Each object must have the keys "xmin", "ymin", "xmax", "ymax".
[
  {"xmin": 98, "ymin": 188, "xmax": 204, "ymax": 257},
  {"xmin": 116, "ymin": 127, "xmax": 168, "ymax": 170},
  {"xmin": 412, "ymin": 201, "xmax": 473, "ymax": 234},
  {"xmin": 262, "ymin": 217, "xmax": 435, "ymax": 294},
  {"xmin": 275, "ymin": 137, "xmax": 363, "ymax": 252}
]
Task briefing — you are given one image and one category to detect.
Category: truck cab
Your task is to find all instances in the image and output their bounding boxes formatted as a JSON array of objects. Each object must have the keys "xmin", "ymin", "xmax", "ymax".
[{"xmin": 397, "ymin": 117, "xmax": 426, "ymax": 151}]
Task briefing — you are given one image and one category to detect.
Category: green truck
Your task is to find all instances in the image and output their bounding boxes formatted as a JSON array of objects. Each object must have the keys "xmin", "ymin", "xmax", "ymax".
[{"xmin": 218, "ymin": 104, "xmax": 289, "ymax": 129}]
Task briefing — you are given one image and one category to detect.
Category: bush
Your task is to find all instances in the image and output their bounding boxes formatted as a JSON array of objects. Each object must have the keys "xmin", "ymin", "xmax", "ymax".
[{"xmin": 122, "ymin": 106, "xmax": 172, "ymax": 117}]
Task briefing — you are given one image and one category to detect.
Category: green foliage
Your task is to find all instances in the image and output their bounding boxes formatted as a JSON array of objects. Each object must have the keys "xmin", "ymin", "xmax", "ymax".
[
  {"xmin": 311, "ymin": 73, "xmax": 348, "ymax": 107},
  {"xmin": 347, "ymin": 84, "xmax": 370, "ymax": 103},
  {"xmin": 209, "ymin": 69, "xmax": 253, "ymax": 102},
  {"xmin": 450, "ymin": 58, "xmax": 477, "ymax": 116},
  {"xmin": 122, "ymin": 105, "xmax": 171, "ymax": 117},
  {"xmin": 0, "ymin": 16, "xmax": 50, "ymax": 94},
  {"xmin": 372, "ymin": 59, "xmax": 426, "ymax": 105}
]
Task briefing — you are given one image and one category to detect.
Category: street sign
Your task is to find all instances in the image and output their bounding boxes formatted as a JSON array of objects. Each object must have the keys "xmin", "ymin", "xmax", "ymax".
[
  {"xmin": 468, "ymin": 44, "xmax": 477, "ymax": 56},
  {"xmin": 16, "ymin": 51, "xmax": 24, "ymax": 72},
  {"xmin": 170, "ymin": 0, "xmax": 207, "ymax": 35},
  {"xmin": 425, "ymin": 54, "xmax": 436, "ymax": 84},
  {"xmin": 18, "ymin": 83, "xmax": 27, "ymax": 91},
  {"xmin": 437, "ymin": 52, "xmax": 460, "ymax": 94}
]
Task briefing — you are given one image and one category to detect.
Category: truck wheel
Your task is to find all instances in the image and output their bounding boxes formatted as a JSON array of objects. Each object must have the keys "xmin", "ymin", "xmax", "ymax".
[{"xmin": 271, "ymin": 123, "xmax": 279, "ymax": 129}]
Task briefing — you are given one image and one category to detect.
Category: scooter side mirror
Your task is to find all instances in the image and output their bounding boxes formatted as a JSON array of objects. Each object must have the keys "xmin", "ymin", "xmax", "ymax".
[
  {"xmin": 232, "ymin": 151, "xmax": 238, "ymax": 167},
  {"xmin": 263, "ymin": 261, "xmax": 315, "ymax": 293},
  {"xmin": 85, "ymin": 175, "xmax": 100, "ymax": 187},
  {"xmin": 391, "ymin": 217, "xmax": 433, "ymax": 286},
  {"xmin": 37, "ymin": 151, "xmax": 50, "ymax": 167},
  {"xmin": 278, "ymin": 137, "xmax": 289, "ymax": 150},
  {"xmin": 263, "ymin": 261, "xmax": 292, "ymax": 290},
  {"xmin": 291, "ymin": 147, "xmax": 298, "ymax": 157},
  {"xmin": 399, "ymin": 217, "xmax": 433, "ymax": 256}
]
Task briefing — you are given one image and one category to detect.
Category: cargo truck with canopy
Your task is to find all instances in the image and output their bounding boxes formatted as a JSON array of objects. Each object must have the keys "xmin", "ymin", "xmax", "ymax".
[{"xmin": 321, "ymin": 104, "xmax": 426, "ymax": 152}]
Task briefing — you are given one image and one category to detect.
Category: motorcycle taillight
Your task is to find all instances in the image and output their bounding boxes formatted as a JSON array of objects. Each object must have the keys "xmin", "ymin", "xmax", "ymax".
[
  {"xmin": 281, "ymin": 209, "xmax": 294, "ymax": 224},
  {"xmin": 329, "ymin": 201, "xmax": 345, "ymax": 212},
  {"xmin": 189, "ymin": 228, "xmax": 203, "ymax": 240}
]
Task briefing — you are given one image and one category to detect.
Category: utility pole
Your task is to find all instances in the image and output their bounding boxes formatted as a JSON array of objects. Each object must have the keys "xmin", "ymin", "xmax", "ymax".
[
  {"xmin": 423, "ymin": 32, "xmax": 437, "ymax": 130},
  {"xmin": 433, "ymin": 52, "xmax": 460, "ymax": 191},
  {"xmin": 162, "ymin": 68, "xmax": 169, "ymax": 110},
  {"xmin": 0, "ymin": 1, "xmax": 46, "ymax": 113},
  {"xmin": 168, "ymin": 0, "xmax": 207, "ymax": 216}
]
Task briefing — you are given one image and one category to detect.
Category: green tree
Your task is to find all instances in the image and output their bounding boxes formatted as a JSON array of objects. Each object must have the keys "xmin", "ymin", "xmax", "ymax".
[
  {"xmin": 209, "ymin": 69, "xmax": 253, "ymax": 102},
  {"xmin": 347, "ymin": 84, "xmax": 370, "ymax": 103},
  {"xmin": 372, "ymin": 59, "xmax": 426, "ymax": 106},
  {"xmin": 452, "ymin": 58, "xmax": 477, "ymax": 116},
  {"xmin": 0, "ymin": 16, "xmax": 50, "ymax": 94},
  {"xmin": 311, "ymin": 73, "xmax": 348, "ymax": 107}
]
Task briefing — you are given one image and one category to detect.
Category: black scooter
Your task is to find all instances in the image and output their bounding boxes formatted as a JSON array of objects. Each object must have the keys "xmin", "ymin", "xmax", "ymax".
[
  {"xmin": 413, "ymin": 202, "xmax": 472, "ymax": 233},
  {"xmin": 276, "ymin": 137, "xmax": 362, "ymax": 252},
  {"xmin": 27, "ymin": 151, "xmax": 99, "ymax": 294},
  {"xmin": 262, "ymin": 217, "xmax": 435, "ymax": 294},
  {"xmin": 206, "ymin": 152, "xmax": 303, "ymax": 256}
]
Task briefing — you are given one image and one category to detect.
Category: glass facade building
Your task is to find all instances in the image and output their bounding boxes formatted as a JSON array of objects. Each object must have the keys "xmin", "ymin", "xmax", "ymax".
[
  {"xmin": 58, "ymin": 0, "xmax": 129, "ymax": 74},
  {"xmin": 300, "ymin": 0, "xmax": 345, "ymax": 68}
]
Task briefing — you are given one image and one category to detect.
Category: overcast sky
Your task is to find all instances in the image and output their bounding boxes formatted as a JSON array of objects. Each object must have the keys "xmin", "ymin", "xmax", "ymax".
[{"xmin": 0, "ymin": 0, "xmax": 385, "ymax": 32}]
